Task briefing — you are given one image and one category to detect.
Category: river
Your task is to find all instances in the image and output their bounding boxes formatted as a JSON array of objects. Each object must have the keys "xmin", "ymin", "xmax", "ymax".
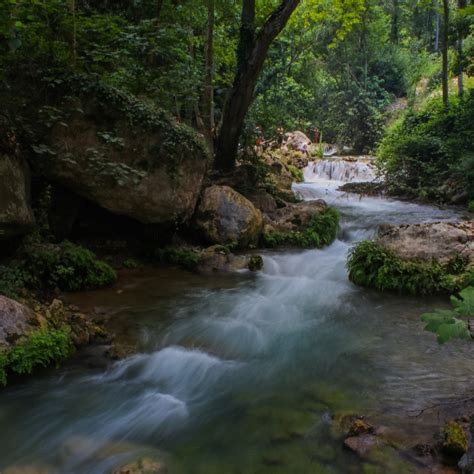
[{"xmin": 1, "ymin": 161, "xmax": 473, "ymax": 473}]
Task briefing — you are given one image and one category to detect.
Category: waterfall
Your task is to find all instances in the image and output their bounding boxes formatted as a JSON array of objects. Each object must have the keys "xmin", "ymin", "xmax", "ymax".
[{"xmin": 304, "ymin": 157, "xmax": 377, "ymax": 183}]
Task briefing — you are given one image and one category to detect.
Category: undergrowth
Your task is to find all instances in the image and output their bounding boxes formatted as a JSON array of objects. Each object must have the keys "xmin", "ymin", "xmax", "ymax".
[{"xmin": 0, "ymin": 329, "xmax": 74, "ymax": 386}]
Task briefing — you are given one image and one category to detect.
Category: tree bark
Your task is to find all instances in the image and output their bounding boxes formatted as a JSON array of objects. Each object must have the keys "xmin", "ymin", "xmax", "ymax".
[
  {"xmin": 441, "ymin": 0, "xmax": 449, "ymax": 108},
  {"xmin": 203, "ymin": 0, "xmax": 215, "ymax": 152},
  {"xmin": 214, "ymin": 0, "xmax": 300, "ymax": 171},
  {"xmin": 156, "ymin": 0, "xmax": 164, "ymax": 20},
  {"xmin": 457, "ymin": 0, "xmax": 467, "ymax": 98}
]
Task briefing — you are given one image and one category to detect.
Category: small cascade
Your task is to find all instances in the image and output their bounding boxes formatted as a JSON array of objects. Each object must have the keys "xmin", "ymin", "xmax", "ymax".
[{"xmin": 304, "ymin": 157, "xmax": 377, "ymax": 182}]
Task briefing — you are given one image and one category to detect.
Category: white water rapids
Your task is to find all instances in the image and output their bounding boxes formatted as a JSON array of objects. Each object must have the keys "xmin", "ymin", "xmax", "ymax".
[{"xmin": 0, "ymin": 158, "xmax": 472, "ymax": 473}]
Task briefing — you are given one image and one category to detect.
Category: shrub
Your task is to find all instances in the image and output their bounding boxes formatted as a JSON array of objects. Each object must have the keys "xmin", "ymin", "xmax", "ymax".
[
  {"xmin": 248, "ymin": 255, "xmax": 264, "ymax": 271},
  {"xmin": 347, "ymin": 240, "xmax": 470, "ymax": 295},
  {"xmin": 263, "ymin": 207, "xmax": 339, "ymax": 248},
  {"xmin": 288, "ymin": 165, "xmax": 304, "ymax": 183},
  {"xmin": 0, "ymin": 328, "xmax": 75, "ymax": 386},
  {"xmin": 23, "ymin": 241, "xmax": 117, "ymax": 291},
  {"xmin": 0, "ymin": 266, "xmax": 31, "ymax": 299}
]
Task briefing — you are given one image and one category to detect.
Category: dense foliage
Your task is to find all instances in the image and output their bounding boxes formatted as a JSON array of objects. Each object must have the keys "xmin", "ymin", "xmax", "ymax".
[
  {"xmin": 378, "ymin": 95, "xmax": 474, "ymax": 202},
  {"xmin": 0, "ymin": 328, "xmax": 75, "ymax": 385},
  {"xmin": 0, "ymin": 241, "xmax": 116, "ymax": 297},
  {"xmin": 347, "ymin": 241, "xmax": 472, "ymax": 295}
]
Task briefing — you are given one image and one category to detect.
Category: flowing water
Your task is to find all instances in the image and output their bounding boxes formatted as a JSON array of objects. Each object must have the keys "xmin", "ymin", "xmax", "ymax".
[{"xmin": 1, "ymin": 163, "xmax": 474, "ymax": 473}]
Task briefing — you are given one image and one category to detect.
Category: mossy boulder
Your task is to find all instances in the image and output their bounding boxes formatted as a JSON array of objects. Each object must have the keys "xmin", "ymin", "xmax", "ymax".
[
  {"xmin": 30, "ymin": 78, "xmax": 209, "ymax": 226},
  {"xmin": 0, "ymin": 154, "xmax": 34, "ymax": 240},
  {"xmin": 442, "ymin": 421, "xmax": 468, "ymax": 458},
  {"xmin": 347, "ymin": 221, "xmax": 474, "ymax": 294},
  {"xmin": 194, "ymin": 185, "xmax": 263, "ymax": 249},
  {"xmin": 263, "ymin": 201, "xmax": 339, "ymax": 248}
]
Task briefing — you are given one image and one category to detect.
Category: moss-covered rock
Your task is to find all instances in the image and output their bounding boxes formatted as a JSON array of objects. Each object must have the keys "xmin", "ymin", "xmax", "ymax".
[
  {"xmin": 194, "ymin": 185, "xmax": 263, "ymax": 249},
  {"xmin": 29, "ymin": 77, "xmax": 209, "ymax": 226},
  {"xmin": 442, "ymin": 421, "xmax": 468, "ymax": 458},
  {"xmin": 263, "ymin": 203, "xmax": 339, "ymax": 248}
]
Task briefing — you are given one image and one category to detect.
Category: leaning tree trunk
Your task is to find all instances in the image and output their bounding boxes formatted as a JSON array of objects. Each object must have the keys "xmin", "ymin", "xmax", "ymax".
[
  {"xmin": 214, "ymin": 0, "xmax": 300, "ymax": 172},
  {"xmin": 441, "ymin": 0, "xmax": 449, "ymax": 108}
]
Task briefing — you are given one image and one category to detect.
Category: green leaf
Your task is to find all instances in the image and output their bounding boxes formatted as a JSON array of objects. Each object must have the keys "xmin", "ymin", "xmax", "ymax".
[{"xmin": 451, "ymin": 287, "xmax": 474, "ymax": 317}]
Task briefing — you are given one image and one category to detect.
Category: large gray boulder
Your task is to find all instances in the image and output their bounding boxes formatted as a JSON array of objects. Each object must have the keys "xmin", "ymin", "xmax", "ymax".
[
  {"xmin": 194, "ymin": 185, "xmax": 263, "ymax": 248},
  {"xmin": 31, "ymin": 82, "xmax": 209, "ymax": 226},
  {"xmin": 0, "ymin": 155, "xmax": 34, "ymax": 239},
  {"xmin": 378, "ymin": 221, "xmax": 474, "ymax": 263}
]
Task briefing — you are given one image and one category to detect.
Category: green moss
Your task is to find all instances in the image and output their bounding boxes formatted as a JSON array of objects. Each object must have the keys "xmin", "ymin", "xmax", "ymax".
[
  {"xmin": 154, "ymin": 247, "xmax": 202, "ymax": 271},
  {"xmin": 263, "ymin": 207, "xmax": 339, "ymax": 249},
  {"xmin": 24, "ymin": 241, "xmax": 117, "ymax": 292},
  {"xmin": 442, "ymin": 421, "xmax": 468, "ymax": 457},
  {"xmin": 287, "ymin": 165, "xmax": 304, "ymax": 183},
  {"xmin": 469, "ymin": 200, "xmax": 474, "ymax": 213},
  {"xmin": 347, "ymin": 240, "xmax": 470, "ymax": 295},
  {"xmin": 248, "ymin": 255, "xmax": 264, "ymax": 271},
  {"xmin": 0, "ymin": 328, "xmax": 75, "ymax": 386}
]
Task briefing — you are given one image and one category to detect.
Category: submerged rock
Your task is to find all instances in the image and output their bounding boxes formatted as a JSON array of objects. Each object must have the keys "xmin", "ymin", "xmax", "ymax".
[
  {"xmin": 0, "ymin": 154, "xmax": 34, "ymax": 240},
  {"xmin": 30, "ymin": 80, "xmax": 209, "ymax": 226},
  {"xmin": 194, "ymin": 185, "xmax": 263, "ymax": 248},
  {"xmin": 3, "ymin": 464, "xmax": 53, "ymax": 474},
  {"xmin": 442, "ymin": 420, "xmax": 468, "ymax": 458},
  {"xmin": 344, "ymin": 434, "xmax": 382, "ymax": 459},
  {"xmin": 113, "ymin": 457, "xmax": 167, "ymax": 474}
]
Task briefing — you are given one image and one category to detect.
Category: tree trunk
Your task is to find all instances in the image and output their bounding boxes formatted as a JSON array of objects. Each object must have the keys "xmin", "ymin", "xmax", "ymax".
[
  {"xmin": 156, "ymin": 0, "xmax": 164, "ymax": 20},
  {"xmin": 457, "ymin": 0, "xmax": 467, "ymax": 98},
  {"xmin": 214, "ymin": 0, "xmax": 300, "ymax": 171},
  {"xmin": 391, "ymin": 0, "xmax": 399, "ymax": 43},
  {"xmin": 441, "ymin": 0, "xmax": 449, "ymax": 108},
  {"xmin": 203, "ymin": 0, "xmax": 215, "ymax": 152}
]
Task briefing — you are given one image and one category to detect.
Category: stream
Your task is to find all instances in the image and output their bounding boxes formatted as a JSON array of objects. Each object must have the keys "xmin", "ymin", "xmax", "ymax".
[{"xmin": 1, "ymin": 160, "xmax": 474, "ymax": 473}]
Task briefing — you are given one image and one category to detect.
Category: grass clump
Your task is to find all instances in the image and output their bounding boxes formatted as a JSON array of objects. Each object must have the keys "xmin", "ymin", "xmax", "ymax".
[
  {"xmin": 347, "ymin": 240, "xmax": 471, "ymax": 295},
  {"xmin": 154, "ymin": 247, "xmax": 202, "ymax": 271},
  {"xmin": 0, "ymin": 328, "xmax": 75, "ymax": 386},
  {"xmin": 263, "ymin": 207, "xmax": 339, "ymax": 248}
]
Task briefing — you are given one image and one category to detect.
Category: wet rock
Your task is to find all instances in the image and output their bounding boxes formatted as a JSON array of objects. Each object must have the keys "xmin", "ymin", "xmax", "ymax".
[
  {"xmin": 263, "ymin": 200, "xmax": 328, "ymax": 236},
  {"xmin": 0, "ymin": 295, "xmax": 38, "ymax": 347},
  {"xmin": 0, "ymin": 154, "xmax": 34, "ymax": 240},
  {"xmin": 113, "ymin": 457, "xmax": 167, "ymax": 474},
  {"xmin": 245, "ymin": 189, "xmax": 277, "ymax": 214},
  {"xmin": 31, "ymin": 81, "xmax": 209, "ymax": 226},
  {"xmin": 442, "ymin": 420, "xmax": 468, "ymax": 458},
  {"xmin": 344, "ymin": 434, "xmax": 382, "ymax": 459},
  {"xmin": 458, "ymin": 445, "xmax": 474, "ymax": 473},
  {"xmin": 194, "ymin": 185, "xmax": 263, "ymax": 248},
  {"xmin": 377, "ymin": 221, "xmax": 474, "ymax": 264},
  {"xmin": 196, "ymin": 245, "xmax": 263, "ymax": 273},
  {"xmin": 348, "ymin": 417, "xmax": 375, "ymax": 437}
]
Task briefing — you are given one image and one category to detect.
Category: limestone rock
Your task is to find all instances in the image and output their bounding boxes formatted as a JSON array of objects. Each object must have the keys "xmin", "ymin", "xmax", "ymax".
[
  {"xmin": 31, "ymin": 81, "xmax": 209, "ymax": 226},
  {"xmin": 0, "ymin": 296, "xmax": 38, "ymax": 347},
  {"xmin": 197, "ymin": 245, "xmax": 263, "ymax": 273},
  {"xmin": 0, "ymin": 155, "xmax": 34, "ymax": 239},
  {"xmin": 283, "ymin": 131, "xmax": 312, "ymax": 149},
  {"xmin": 244, "ymin": 189, "xmax": 277, "ymax": 214},
  {"xmin": 377, "ymin": 221, "xmax": 474, "ymax": 264},
  {"xmin": 194, "ymin": 185, "xmax": 263, "ymax": 248},
  {"xmin": 263, "ymin": 200, "xmax": 327, "ymax": 235}
]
